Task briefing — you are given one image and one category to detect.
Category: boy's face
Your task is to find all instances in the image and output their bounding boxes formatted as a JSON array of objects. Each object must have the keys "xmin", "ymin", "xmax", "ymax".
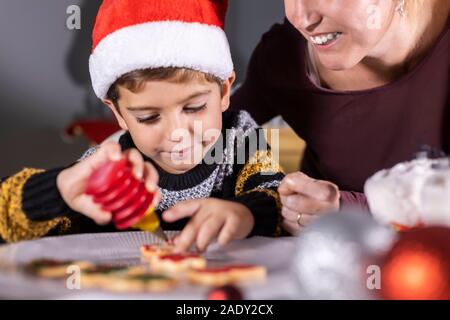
[{"xmin": 104, "ymin": 73, "xmax": 235, "ymax": 174}]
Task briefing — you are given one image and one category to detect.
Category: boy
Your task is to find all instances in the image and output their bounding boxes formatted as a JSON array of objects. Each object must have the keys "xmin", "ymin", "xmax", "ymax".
[{"xmin": 0, "ymin": 0, "xmax": 284, "ymax": 251}]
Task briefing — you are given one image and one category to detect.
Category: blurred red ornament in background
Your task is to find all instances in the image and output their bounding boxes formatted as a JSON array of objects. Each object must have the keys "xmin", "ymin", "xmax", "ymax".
[
  {"xmin": 380, "ymin": 227, "xmax": 450, "ymax": 300},
  {"xmin": 64, "ymin": 119, "xmax": 121, "ymax": 145},
  {"xmin": 207, "ymin": 285, "xmax": 243, "ymax": 300}
]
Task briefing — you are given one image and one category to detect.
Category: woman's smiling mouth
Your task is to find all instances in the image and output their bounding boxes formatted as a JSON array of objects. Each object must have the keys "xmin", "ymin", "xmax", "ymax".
[{"xmin": 310, "ymin": 32, "xmax": 343, "ymax": 47}]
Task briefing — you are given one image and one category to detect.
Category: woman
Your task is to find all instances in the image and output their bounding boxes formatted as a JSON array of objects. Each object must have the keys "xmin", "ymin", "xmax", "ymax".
[{"xmin": 231, "ymin": 0, "xmax": 450, "ymax": 235}]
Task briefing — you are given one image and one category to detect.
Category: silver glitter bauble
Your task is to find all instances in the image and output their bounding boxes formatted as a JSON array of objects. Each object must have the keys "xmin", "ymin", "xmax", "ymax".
[{"xmin": 291, "ymin": 209, "xmax": 396, "ymax": 299}]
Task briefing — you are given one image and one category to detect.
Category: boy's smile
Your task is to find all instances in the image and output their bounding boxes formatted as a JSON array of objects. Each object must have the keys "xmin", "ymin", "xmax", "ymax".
[{"xmin": 104, "ymin": 73, "xmax": 235, "ymax": 175}]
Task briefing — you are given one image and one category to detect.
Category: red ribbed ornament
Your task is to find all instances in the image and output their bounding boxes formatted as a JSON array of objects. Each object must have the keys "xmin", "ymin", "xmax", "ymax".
[{"xmin": 85, "ymin": 159, "xmax": 154, "ymax": 230}]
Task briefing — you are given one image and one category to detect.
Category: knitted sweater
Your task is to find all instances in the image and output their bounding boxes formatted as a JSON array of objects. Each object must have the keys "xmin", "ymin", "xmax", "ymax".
[{"xmin": 0, "ymin": 110, "xmax": 285, "ymax": 243}]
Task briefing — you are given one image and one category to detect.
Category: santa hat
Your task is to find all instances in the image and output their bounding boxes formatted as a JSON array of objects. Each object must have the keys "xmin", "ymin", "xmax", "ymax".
[{"xmin": 89, "ymin": 0, "xmax": 233, "ymax": 99}]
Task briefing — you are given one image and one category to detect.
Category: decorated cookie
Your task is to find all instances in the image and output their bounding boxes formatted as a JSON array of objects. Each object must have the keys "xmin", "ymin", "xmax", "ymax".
[
  {"xmin": 188, "ymin": 264, "xmax": 266, "ymax": 286},
  {"xmin": 140, "ymin": 244, "xmax": 176, "ymax": 262},
  {"xmin": 80, "ymin": 264, "xmax": 131, "ymax": 288},
  {"xmin": 150, "ymin": 253, "xmax": 207, "ymax": 274},
  {"xmin": 100, "ymin": 273, "xmax": 177, "ymax": 292},
  {"xmin": 23, "ymin": 259, "xmax": 92, "ymax": 279}
]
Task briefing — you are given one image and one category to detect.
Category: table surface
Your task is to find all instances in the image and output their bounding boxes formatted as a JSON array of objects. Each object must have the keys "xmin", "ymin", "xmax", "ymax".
[{"xmin": 0, "ymin": 231, "xmax": 299, "ymax": 299}]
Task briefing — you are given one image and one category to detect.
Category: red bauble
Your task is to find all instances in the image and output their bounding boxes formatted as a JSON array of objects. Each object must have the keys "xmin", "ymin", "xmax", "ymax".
[
  {"xmin": 207, "ymin": 285, "xmax": 243, "ymax": 300},
  {"xmin": 380, "ymin": 227, "xmax": 450, "ymax": 300}
]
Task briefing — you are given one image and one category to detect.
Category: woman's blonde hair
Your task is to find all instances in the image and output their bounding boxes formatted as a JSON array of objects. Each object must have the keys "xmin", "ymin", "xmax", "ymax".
[
  {"xmin": 404, "ymin": 0, "xmax": 450, "ymax": 19},
  {"xmin": 404, "ymin": 0, "xmax": 425, "ymax": 18}
]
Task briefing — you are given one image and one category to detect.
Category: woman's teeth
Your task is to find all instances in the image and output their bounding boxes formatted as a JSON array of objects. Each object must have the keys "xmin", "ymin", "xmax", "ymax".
[{"xmin": 310, "ymin": 32, "xmax": 342, "ymax": 45}]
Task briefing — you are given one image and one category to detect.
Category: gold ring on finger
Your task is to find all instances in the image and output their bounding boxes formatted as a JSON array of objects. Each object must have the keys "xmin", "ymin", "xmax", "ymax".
[{"xmin": 297, "ymin": 213, "xmax": 305, "ymax": 227}]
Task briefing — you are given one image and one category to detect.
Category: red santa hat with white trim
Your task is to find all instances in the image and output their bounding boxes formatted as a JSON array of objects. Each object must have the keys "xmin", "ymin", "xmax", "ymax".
[{"xmin": 89, "ymin": 0, "xmax": 233, "ymax": 99}]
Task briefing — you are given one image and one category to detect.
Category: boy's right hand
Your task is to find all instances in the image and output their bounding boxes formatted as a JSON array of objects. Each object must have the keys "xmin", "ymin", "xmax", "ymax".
[{"xmin": 56, "ymin": 141, "xmax": 160, "ymax": 225}]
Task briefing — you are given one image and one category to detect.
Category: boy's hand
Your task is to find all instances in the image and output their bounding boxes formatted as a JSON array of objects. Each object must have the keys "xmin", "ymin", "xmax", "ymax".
[
  {"xmin": 57, "ymin": 141, "xmax": 160, "ymax": 225},
  {"xmin": 162, "ymin": 198, "xmax": 254, "ymax": 252}
]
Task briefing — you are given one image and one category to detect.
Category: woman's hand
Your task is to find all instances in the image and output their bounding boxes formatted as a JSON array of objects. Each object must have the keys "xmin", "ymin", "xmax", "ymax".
[{"xmin": 278, "ymin": 172, "xmax": 340, "ymax": 235}]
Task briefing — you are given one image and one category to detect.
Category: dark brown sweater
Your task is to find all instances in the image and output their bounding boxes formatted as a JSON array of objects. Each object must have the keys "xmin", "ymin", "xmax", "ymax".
[{"xmin": 231, "ymin": 18, "xmax": 450, "ymax": 211}]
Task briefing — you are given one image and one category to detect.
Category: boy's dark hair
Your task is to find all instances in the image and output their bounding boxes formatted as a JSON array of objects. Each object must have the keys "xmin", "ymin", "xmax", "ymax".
[{"xmin": 106, "ymin": 67, "xmax": 224, "ymax": 110}]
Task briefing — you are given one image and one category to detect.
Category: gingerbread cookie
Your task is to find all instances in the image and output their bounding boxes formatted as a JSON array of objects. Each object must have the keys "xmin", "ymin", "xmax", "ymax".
[
  {"xmin": 100, "ymin": 273, "xmax": 177, "ymax": 292},
  {"xmin": 23, "ymin": 259, "xmax": 92, "ymax": 279},
  {"xmin": 188, "ymin": 264, "xmax": 266, "ymax": 286},
  {"xmin": 140, "ymin": 243, "xmax": 176, "ymax": 262},
  {"xmin": 80, "ymin": 264, "xmax": 130, "ymax": 288}
]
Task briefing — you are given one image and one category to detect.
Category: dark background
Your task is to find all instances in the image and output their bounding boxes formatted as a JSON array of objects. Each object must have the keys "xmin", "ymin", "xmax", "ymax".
[{"xmin": 0, "ymin": 0, "xmax": 285, "ymax": 177}]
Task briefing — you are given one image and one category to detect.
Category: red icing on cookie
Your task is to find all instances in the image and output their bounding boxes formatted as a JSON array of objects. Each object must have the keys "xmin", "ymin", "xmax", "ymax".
[
  {"xmin": 193, "ymin": 265, "xmax": 255, "ymax": 273},
  {"xmin": 159, "ymin": 254, "xmax": 201, "ymax": 262},
  {"xmin": 142, "ymin": 244, "xmax": 174, "ymax": 253},
  {"xmin": 143, "ymin": 245, "xmax": 157, "ymax": 251}
]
